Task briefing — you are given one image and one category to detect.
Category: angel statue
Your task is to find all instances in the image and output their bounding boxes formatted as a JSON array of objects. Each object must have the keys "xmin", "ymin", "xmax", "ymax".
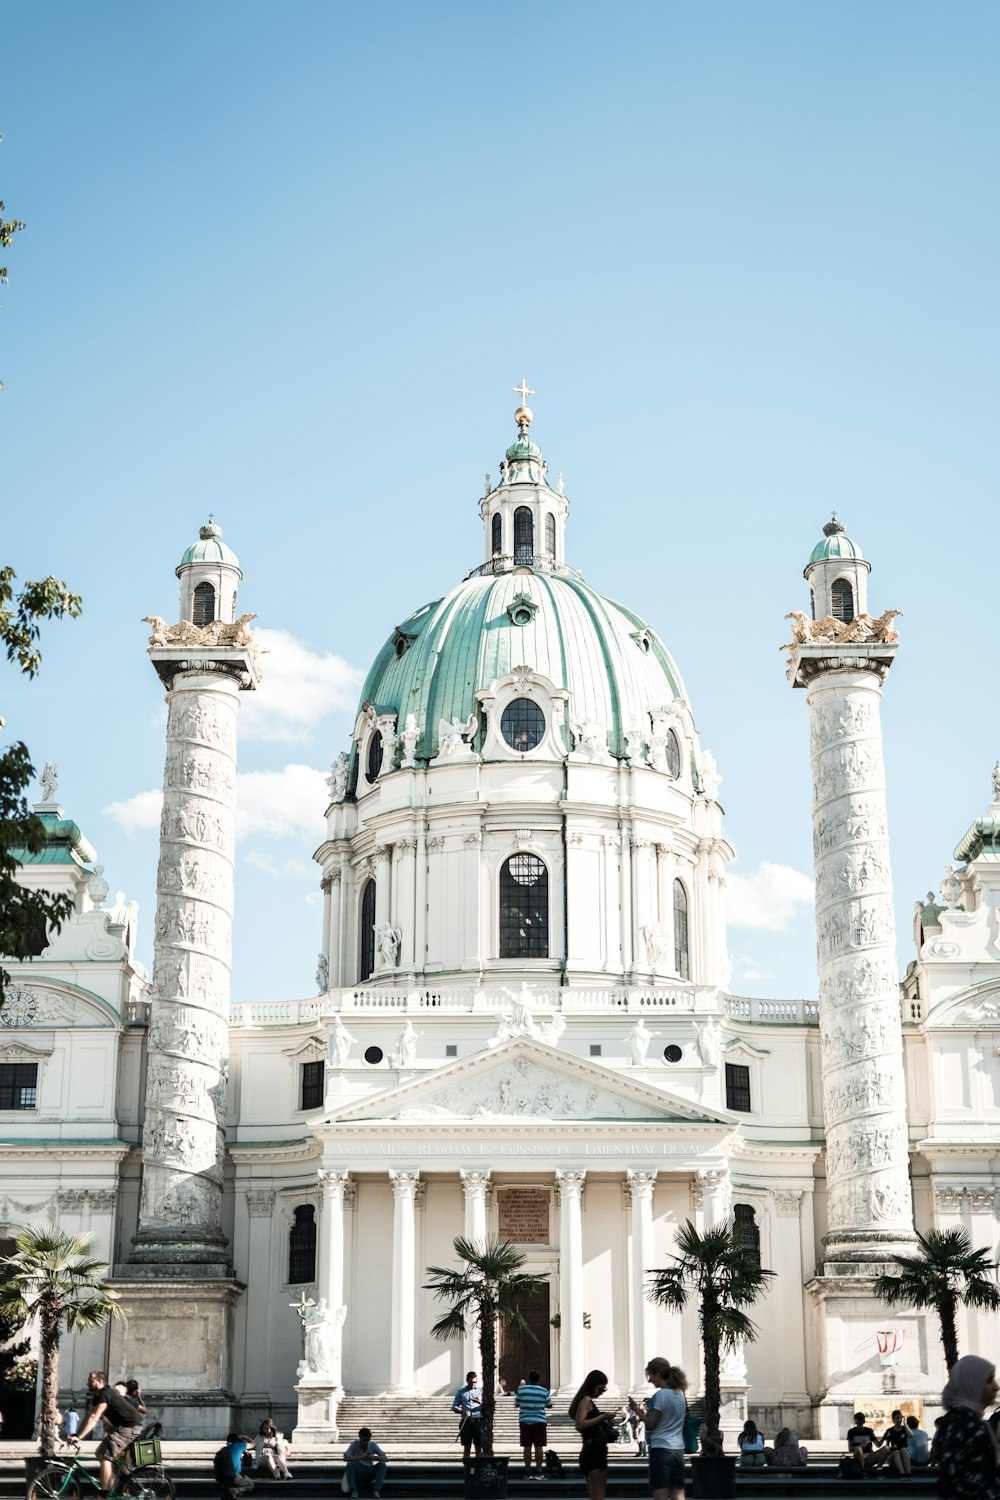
[
  {"xmin": 400, "ymin": 713, "xmax": 421, "ymax": 768},
  {"xmin": 315, "ymin": 952, "xmax": 330, "ymax": 994},
  {"xmin": 40, "ymin": 762, "xmax": 59, "ymax": 802},
  {"xmin": 376, "ymin": 923, "xmax": 401, "ymax": 968},
  {"xmin": 298, "ymin": 1297, "xmax": 347, "ymax": 1379},
  {"xmin": 438, "ymin": 713, "xmax": 478, "ymax": 756},
  {"xmin": 327, "ymin": 752, "xmax": 349, "ymax": 803}
]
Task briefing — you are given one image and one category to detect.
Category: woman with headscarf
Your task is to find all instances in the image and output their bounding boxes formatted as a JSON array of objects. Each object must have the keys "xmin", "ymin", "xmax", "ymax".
[{"xmin": 932, "ymin": 1353, "xmax": 1000, "ymax": 1500}]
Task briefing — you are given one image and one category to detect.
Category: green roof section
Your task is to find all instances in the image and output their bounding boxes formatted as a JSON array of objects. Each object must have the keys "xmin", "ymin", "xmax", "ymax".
[
  {"xmin": 177, "ymin": 517, "xmax": 241, "ymax": 575},
  {"xmin": 953, "ymin": 815, "xmax": 1000, "ymax": 865},
  {"xmin": 350, "ymin": 567, "xmax": 693, "ymax": 786},
  {"xmin": 805, "ymin": 513, "xmax": 866, "ymax": 569},
  {"xmin": 11, "ymin": 809, "xmax": 96, "ymax": 867}
]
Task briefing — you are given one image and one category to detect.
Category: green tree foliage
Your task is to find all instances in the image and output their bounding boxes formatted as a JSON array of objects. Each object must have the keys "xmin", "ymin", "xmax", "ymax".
[
  {"xmin": 647, "ymin": 1218, "xmax": 774, "ymax": 1456},
  {"xmin": 0, "ymin": 1301, "xmax": 31, "ymax": 1390},
  {"xmin": 874, "ymin": 1226, "xmax": 1000, "ymax": 1373},
  {"xmin": 0, "ymin": 567, "xmax": 82, "ymax": 1007},
  {"xmin": 425, "ymin": 1235, "xmax": 548, "ymax": 1455},
  {"xmin": 0, "ymin": 1224, "xmax": 123, "ymax": 1454}
]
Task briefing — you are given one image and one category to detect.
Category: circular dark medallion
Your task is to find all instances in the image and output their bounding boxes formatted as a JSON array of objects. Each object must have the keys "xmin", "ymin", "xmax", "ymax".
[
  {"xmin": 663, "ymin": 1044, "xmax": 683, "ymax": 1063},
  {"xmin": 364, "ymin": 1045, "xmax": 384, "ymax": 1065},
  {"xmin": 501, "ymin": 698, "xmax": 545, "ymax": 753},
  {"xmin": 366, "ymin": 731, "xmax": 384, "ymax": 783}
]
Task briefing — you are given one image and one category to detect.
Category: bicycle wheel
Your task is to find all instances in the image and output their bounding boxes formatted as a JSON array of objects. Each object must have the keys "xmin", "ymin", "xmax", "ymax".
[
  {"xmin": 125, "ymin": 1468, "xmax": 175, "ymax": 1500},
  {"xmin": 29, "ymin": 1466, "xmax": 80, "ymax": 1500}
]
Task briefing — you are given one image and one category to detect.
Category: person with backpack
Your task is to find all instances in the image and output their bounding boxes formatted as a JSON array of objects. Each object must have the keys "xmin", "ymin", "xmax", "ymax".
[
  {"xmin": 214, "ymin": 1433, "xmax": 254, "ymax": 1500},
  {"xmin": 514, "ymin": 1370, "xmax": 552, "ymax": 1480}
]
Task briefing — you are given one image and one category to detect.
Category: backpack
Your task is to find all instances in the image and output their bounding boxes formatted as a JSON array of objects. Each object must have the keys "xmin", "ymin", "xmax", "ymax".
[
  {"xmin": 838, "ymin": 1454, "xmax": 864, "ymax": 1480},
  {"xmin": 213, "ymin": 1447, "xmax": 237, "ymax": 1484},
  {"xmin": 545, "ymin": 1449, "xmax": 564, "ymax": 1477}
]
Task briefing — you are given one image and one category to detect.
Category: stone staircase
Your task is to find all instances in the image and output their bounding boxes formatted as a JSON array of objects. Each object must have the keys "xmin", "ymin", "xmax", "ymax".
[{"xmin": 334, "ymin": 1394, "xmax": 583, "ymax": 1452}]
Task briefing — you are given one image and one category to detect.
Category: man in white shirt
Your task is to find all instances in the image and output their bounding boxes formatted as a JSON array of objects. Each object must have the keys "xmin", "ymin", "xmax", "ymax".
[{"xmin": 630, "ymin": 1356, "xmax": 685, "ymax": 1500}]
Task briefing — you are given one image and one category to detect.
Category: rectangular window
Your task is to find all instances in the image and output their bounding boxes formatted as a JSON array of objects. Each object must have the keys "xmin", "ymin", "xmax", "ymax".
[
  {"xmin": 590, "ymin": 1044, "xmax": 602, "ymax": 1056},
  {"xmin": 0, "ymin": 1063, "xmax": 38, "ymax": 1110},
  {"xmin": 725, "ymin": 1062, "xmax": 751, "ymax": 1113},
  {"xmin": 445, "ymin": 1044, "xmax": 457, "ymax": 1057},
  {"xmin": 300, "ymin": 1060, "xmax": 324, "ymax": 1111}
]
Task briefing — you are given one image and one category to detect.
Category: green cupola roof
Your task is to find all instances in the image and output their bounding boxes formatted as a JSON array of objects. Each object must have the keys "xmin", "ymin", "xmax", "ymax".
[
  {"xmin": 177, "ymin": 517, "xmax": 241, "ymax": 575},
  {"xmin": 806, "ymin": 514, "xmax": 865, "ymax": 569}
]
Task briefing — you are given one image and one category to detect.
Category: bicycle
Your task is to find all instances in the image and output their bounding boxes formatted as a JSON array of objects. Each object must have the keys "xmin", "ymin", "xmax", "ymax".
[{"xmin": 29, "ymin": 1431, "xmax": 175, "ymax": 1500}]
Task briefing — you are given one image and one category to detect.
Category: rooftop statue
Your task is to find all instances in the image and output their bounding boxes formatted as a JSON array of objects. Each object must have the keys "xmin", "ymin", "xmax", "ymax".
[
  {"xmin": 143, "ymin": 613, "xmax": 257, "ymax": 648},
  {"xmin": 782, "ymin": 609, "xmax": 902, "ymax": 654}
]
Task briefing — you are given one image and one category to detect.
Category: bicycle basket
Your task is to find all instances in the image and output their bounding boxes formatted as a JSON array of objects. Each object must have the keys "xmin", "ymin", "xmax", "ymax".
[{"xmin": 129, "ymin": 1437, "xmax": 161, "ymax": 1467}]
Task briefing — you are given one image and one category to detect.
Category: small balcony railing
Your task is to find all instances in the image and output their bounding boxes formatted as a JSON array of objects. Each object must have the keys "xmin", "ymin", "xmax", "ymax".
[{"xmin": 465, "ymin": 554, "xmax": 584, "ymax": 581}]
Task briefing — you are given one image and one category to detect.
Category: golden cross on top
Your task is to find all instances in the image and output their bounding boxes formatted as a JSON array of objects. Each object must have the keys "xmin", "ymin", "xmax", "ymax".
[{"xmin": 513, "ymin": 379, "xmax": 535, "ymax": 407}]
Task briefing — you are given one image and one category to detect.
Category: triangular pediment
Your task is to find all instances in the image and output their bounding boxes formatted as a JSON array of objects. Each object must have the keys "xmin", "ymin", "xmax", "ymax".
[{"xmin": 332, "ymin": 1038, "xmax": 735, "ymax": 1126}]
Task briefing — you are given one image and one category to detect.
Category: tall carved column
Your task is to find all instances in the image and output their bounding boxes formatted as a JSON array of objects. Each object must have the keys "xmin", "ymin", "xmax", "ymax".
[
  {"xmin": 555, "ymin": 1169, "xmax": 586, "ymax": 1393},
  {"xmin": 791, "ymin": 644, "xmax": 913, "ymax": 1262},
  {"xmin": 131, "ymin": 654, "xmax": 256, "ymax": 1271},
  {"xmin": 626, "ymin": 1169, "xmax": 657, "ymax": 1391},
  {"xmin": 389, "ymin": 1170, "xmax": 420, "ymax": 1393}
]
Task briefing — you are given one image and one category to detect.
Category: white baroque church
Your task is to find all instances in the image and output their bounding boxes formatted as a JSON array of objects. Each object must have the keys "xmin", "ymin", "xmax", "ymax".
[{"xmin": 3, "ymin": 398, "xmax": 1000, "ymax": 1441}]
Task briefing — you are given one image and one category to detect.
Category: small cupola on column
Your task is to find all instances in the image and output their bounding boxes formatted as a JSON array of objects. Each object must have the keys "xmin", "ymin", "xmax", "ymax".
[
  {"xmin": 176, "ymin": 517, "xmax": 242, "ymax": 625},
  {"xmin": 478, "ymin": 383, "xmax": 570, "ymax": 572},
  {"xmin": 804, "ymin": 514, "xmax": 870, "ymax": 622}
]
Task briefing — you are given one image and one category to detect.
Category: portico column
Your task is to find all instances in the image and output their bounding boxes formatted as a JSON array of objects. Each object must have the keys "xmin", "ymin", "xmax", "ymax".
[
  {"xmin": 389, "ymin": 1170, "xmax": 420, "ymax": 1392},
  {"xmin": 327, "ymin": 869, "xmax": 343, "ymax": 986},
  {"xmin": 626, "ymin": 1169, "xmax": 658, "ymax": 1391},
  {"xmin": 698, "ymin": 1166, "xmax": 731, "ymax": 1231},
  {"xmin": 318, "ymin": 1170, "xmax": 351, "ymax": 1390},
  {"xmin": 374, "ymin": 845, "xmax": 392, "ymax": 970},
  {"xmin": 460, "ymin": 1170, "xmax": 491, "ymax": 1375},
  {"xmin": 556, "ymin": 1170, "xmax": 586, "ymax": 1393}
]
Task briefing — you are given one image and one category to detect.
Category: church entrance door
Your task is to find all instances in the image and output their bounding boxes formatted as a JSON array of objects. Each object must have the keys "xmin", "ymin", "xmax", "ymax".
[{"xmin": 498, "ymin": 1282, "xmax": 551, "ymax": 1392}]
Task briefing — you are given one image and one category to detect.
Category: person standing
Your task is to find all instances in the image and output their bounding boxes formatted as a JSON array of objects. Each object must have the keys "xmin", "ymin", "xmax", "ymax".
[
  {"xmin": 630, "ymin": 1357, "xmax": 685, "ymax": 1500},
  {"xmin": 343, "ymin": 1427, "xmax": 387, "ymax": 1499},
  {"xmin": 932, "ymin": 1354, "xmax": 1000, "ymax": 1500},
  {"xmin": 514, "ymin": 1370, "xmax": 552, "ymax": 1480},
  {"xmin": 63, "ymin": 1406, "xmax": 80, "ymax": 1442},
  {"xmin": 569, "ymin": 1370, "xmax": 626, "ymax": 1500},
  {"xmin": 71, "ymin": 1370, "xmax": 143, "ymax": 1494},
  {"xmin": 451, "ymin": 1372, "xmax": 482, "ymax": 1464}
]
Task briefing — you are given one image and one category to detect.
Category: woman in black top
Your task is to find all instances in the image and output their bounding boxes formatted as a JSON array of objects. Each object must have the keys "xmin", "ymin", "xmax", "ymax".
[
  {"xmin": 569, "ymin": 1370, "xmax": 624, "ymax": 1500},
  {"xmin": 933, "ymin": 1354, "xmax": 1000, "ymax": 1500}
]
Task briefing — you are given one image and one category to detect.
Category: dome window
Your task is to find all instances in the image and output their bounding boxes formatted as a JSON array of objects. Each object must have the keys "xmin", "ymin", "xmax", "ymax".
[
  {"xmin": 501, "ymin": 698, "xmax": 545, "ymax": 753},
  {"xmin": 665, "ymin": 730, "xmax": 681, "ymax": 779},
  {"xmin": 631, "ymin": 628, "xmax": 652, "ymax": 654},
  {"xmin": 192, "ymin": 581, "xmax": 216, "ymax": 627},
  {"xmin": 831, "ymin": 578, "xmax": 855, "ymax": 623},
  {"xmin": 499, "ymin": 853, "xmax": 549, "ymax": 958},
  {"xmin": 506, "ymin": 592, "xmax": 539, "ymax": 628},
  {"xmin": 366, "ymin": 731, "xmax": 384, "ymax": 784},
  {"xmin": 673, "ymin": 879, "xmax": 690, "ymax": 979},
  {"xmin": 492, "ymin": 513, "xmax": 502, "ymax": 557},
  {"xmin": 514, "ymin": 506, "xmax": 533, "ymax": 562},
  {"xmin": 359, "ymin": 879, "xmax": 376, "ymax": 981},
  {"xmin": 544, "ymin": 512, "xmax": 556, "ymax": 556},
  {"xmin": 391, "ymin": 627, "xmax": 416, "ymax": 658}
]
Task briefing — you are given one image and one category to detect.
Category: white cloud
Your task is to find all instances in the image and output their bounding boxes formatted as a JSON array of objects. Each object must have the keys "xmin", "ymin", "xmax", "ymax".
[
  {"xmin": 243, "ymin": 851, "xmax": 316, "ymax": 879},
  {"xmin": 240, "ymin": 629, "xmax": 363, "ymax": 742},
  {"xmin": 104, "ymin": 789, "xmax": 163, "ymax": 834},
  {"xmin": 726, "ymin": 861, "xmax": 814, "ymax": 931},
  {"xmin": 105, "ymin": 764, "xmax": 329, "ymax": 843},
  {"xmin": 732, "ymin": 959, "xmax": 777, "ymax": 983}
]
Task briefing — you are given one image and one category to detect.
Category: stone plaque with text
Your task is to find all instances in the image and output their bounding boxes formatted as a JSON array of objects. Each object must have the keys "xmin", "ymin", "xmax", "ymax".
[{"xmin": 497, "ymin": 1188, "xmax": 550, "ymax": 1244}]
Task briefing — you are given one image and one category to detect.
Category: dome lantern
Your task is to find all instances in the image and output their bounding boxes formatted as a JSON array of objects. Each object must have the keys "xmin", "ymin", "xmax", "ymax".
[
  {"xmin": 803, "ymin": 513, "xmax": 871, "ymax": 623},
  {"xmin": 479, "ymin": 385, "xmax": 569, "ymax": 575},
  {"xmin": 176, "ymin": 516, "xmax": 243, "ymax": 626}
]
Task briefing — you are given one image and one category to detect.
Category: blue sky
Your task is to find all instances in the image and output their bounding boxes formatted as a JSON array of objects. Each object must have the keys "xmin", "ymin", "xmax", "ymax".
[{"xmin": 3, "ymin": 1, "xmax": 999, "ymax": 1002}]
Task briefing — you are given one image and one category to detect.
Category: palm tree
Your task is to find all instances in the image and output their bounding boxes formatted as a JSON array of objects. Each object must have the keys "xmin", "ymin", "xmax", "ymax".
[
  {"xmin": 647, "ymin": 1218, "xmax": 774, "ymax": 1456},
  {"xmin": 874, "ymin": 1226, "xmax": 1000, "ymax": 1372},
  {"xmin": 425, "ymin": 1235, "xmax": 548, "ymax": 1456},
  {"xmin": 0, "ymin": 1223, "xmax": 124, "ymax": 1454}
]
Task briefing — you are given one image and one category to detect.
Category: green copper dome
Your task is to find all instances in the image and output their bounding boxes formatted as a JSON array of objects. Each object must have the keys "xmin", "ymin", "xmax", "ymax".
[
  {"xmin": 177, "ymin": 518, "xmax": 241, "ymax": 575},
  {"xmin": 352, "ymin": 569, "xmax": 693, "ymax": 778},
  {"xmin": 806, "ymin": 514, "xmax": 865, "ymax": 568}
]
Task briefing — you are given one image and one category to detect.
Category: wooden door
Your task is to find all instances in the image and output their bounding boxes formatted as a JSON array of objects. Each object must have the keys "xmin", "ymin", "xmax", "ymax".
[{"xmin": 498, "ymin": 1282, "xmax": 551, "ymax": 1391}]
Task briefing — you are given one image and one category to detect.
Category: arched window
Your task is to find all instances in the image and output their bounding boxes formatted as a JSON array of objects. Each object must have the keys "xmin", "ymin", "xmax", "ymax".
[
  {"xmin": 733, "ymin": 1203, "xmax": 760, "ymax": 1266},
  {"xmin": 366, "ymin": 731, "xmax": 384, "ymax": 784},
  {"xmin": 665, "ymin": 729, "xmax": 681, "ymax": 779},
  {"xmin": 288, "ymin": 1204, "xmax": 317, "ymax": 1284},
  {"xmin": 491, "ymin": 513, "xmax": 502, "ymax": 557},
  {"xmin": 193, "ymin": 581, "xmax": 216, "ymax": 626},
  {"xmin": 831, "ymin": 578, "xmax": 855, "ymax": 623},
  {"xmin": 359, "ymin": 879, "xmax": 376, "ymax": 981},
  {"xmin": 673, "ymin": 879, "xmax": 689, "ymax": 979},
  {"xmin": 544, "ymin": 512, "xmax": 556, "ymax": 556},
  {"xmin": 513, "ymin": 506, "xmax": 533, "ymax": 562},
  {"xmin": 499, "ymin": 853, "xmax": 549, "ymax": 958},
  {"xmin": 809, "ymin": 588, "xmax": 816, "ymax": 618}
]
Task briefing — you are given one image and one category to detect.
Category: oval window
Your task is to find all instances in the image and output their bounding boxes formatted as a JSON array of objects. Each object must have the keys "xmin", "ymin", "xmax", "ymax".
[
  {"xmin": 501, "ymin": 698, "xmax": 545, "ymax": 753},
  {"xmin": 366, "ymin": 731, "xmax": 384, "ymax": 783},
  {"xmin": 665, "ymin": 730, "xmax": 681, "ymax": 779},
  {"xmin": 663, "ymin": 1044, "xmax": 683, "ymax": 1063},
  {"xmin": 364, "ymin": 1045, "xmax": 384, "ymax": 1065}
]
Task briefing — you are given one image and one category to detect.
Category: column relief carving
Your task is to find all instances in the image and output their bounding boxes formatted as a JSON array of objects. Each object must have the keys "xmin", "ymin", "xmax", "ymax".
[{"xmin": 247, "ymin": 1190, "xmax": 276, "ymax": 1217}]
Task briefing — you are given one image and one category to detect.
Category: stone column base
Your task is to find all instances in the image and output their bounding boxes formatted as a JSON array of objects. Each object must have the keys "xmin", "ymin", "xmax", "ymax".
[
  {"xmin": 108, "ymin": 1277, "xmax": 243, "ymax": 1438},
  {"xmin": 719, "ymin": 1380, "xmax": 749, "ymax": 1437},
  {"xmin": 292, "ymin": 1380, "xmax": 343, "ymax": 1445}
]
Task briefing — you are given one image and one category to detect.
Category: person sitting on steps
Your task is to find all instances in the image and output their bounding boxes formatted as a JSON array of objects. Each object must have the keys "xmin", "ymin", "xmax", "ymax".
[{"xmin": 343, "ymin": 1427, "xmax": 387, "ymax": 1499}]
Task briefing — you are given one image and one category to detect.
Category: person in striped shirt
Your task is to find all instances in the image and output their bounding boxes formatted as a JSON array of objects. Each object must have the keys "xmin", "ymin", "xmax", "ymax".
[{"xmin": 515, "ymin": 1371, "xmax": 553, "ymax": 1480}]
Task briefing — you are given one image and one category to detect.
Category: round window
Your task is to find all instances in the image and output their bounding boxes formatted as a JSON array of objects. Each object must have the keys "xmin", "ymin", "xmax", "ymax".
[
  {"xmin": 366, "ymin": 731, "xmax": 384, "ymax": 783},
  {"xmin": 665, "ymin": 729, "xmax": 681, "ymax": 780},
  {"xmin": 364, "ymin": 1045, "xmax": 384, "ymax": 1065},
  {"xmin": 663, "ymin": 1044, "xmax": 683, "ymax": 1063},
  {"xmin": 501, "ymin": 698, "xmax": 545, "ymax": 753}
]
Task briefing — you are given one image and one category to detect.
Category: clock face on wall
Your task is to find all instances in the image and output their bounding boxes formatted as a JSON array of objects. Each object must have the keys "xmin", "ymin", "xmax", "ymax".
[{"xmin": 0, "ymin": 988, "xmax": 38, "ymax": 1026}]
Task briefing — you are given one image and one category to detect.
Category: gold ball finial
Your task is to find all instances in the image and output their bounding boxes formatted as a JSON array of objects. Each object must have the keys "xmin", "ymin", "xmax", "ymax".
[{"xmin": 514, "ymin": 405, "xmax": 533, "ymax": 431}]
